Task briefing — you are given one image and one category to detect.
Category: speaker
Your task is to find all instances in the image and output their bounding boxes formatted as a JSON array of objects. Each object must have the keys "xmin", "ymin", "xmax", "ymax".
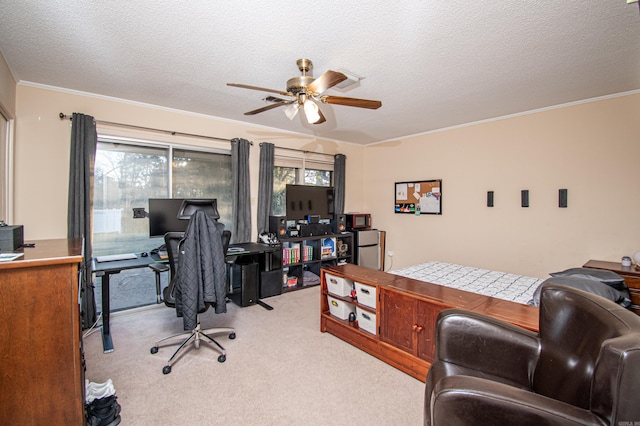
[
  {"xmin": 333, "ymin": 214, "xmax": 346, "ymax": 233},
  {"xmin": 559, "ymin": 188, "xmax": 568, "ymax": 208},
  {"xmin": 269, "ymin": 215, "xmax": 287, "ymax": 237},
  {"xmin": 521, "ymin": 190, "xmax": 529, "ymax": 208},
  {"xmin": 230, "ymin": 261, "xmax": 259, "ymax": 307}
]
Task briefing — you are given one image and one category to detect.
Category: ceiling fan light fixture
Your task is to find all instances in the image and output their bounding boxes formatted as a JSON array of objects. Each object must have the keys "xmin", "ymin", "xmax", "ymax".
[
  {"xmin": 303, "ymin": 98, "xmax": 321, "ymax": 124},
  {"xmin": 284, "ymin": 103, "xmax": 300, "ymax": 120}
]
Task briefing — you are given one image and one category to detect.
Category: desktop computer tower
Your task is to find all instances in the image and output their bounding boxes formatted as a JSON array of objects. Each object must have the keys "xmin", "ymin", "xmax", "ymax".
[{"xmin": 230, "ymin": 260, "xmax": 259, "ymax": 307}]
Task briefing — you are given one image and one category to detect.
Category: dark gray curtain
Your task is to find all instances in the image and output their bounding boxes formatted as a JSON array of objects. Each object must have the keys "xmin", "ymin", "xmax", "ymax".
[
  {"xmin": 67, "ymin": 113, "xmax": 98, "ymax": 330},
  {"xmin": 334, "ymin": 154, "xmax": 346, "ymax": 215},
  {"xmin": 231, "ymin": 138, "xmax": 251, "ymax": 243},
  {"xmin": 257, "ymin": 142, "xmax": 274, "ymax": 237}
]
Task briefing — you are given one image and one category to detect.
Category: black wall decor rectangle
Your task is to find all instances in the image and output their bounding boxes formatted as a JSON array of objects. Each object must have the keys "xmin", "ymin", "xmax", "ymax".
[
  {"xmin": 487, "ymin": 191, "xmax": 494, "ymax": 207},
  {"xmin": 521, "ymin": 190, "xmax": 529, "ymax": 207},
  {"xmin": 559, "ymin": 188, "xmax": 568, "ymax": 208}
]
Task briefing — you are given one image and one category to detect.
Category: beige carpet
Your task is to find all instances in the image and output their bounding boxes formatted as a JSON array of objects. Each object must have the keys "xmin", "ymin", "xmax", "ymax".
[{"xmin": 83, "ymin": 286, "xmax": 425, "ymax": 425}]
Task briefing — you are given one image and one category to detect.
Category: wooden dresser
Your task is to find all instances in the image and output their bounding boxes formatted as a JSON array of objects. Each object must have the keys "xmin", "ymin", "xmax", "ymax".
[
  {"xmin": 583, "ymin": 259, "xmax": 640, "ymax": 316},
  {"xmin": 0, "ymin": 238, "xmax": 85, "ymax": 425}
]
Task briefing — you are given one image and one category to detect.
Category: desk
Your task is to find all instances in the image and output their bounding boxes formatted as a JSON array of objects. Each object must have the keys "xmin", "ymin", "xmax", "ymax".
[
  {"xmin": 225, "ymin": 242, "xmax": 279, "ymax": 309},
  {"xmin": 93, "ymin": 254, "xmax": 159, "ymax": 353},
  {"xmin": 94, "ymin": 243, "xmax": 278, "ymax": 353}
]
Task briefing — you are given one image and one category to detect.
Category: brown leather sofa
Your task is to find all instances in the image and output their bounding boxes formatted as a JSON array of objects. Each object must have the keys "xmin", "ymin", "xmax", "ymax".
[{"xmin": 425, "ymin": 283, "xmax": 640, "ymax": 426}]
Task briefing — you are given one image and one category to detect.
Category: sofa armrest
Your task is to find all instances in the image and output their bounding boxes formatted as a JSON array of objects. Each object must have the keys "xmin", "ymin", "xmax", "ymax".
[
  {"xmin": 429, "ymin": 375, "xmax": 603, "ymax": 426},
  {"xmin": 435, "ymin": 309, "xmax": 540, "ymax": 387}
]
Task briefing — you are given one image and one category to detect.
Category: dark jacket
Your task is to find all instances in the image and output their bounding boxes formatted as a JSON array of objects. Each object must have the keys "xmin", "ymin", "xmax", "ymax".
[{"xmin": 174, "ymin": 210, "xmax": 227, "ymax": 330}]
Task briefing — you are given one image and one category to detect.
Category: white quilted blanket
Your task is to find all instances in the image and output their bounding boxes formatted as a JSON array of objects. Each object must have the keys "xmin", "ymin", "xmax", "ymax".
[{"xmin": 391, "ymin": 261, "xmax": 543, "ymax": 305}]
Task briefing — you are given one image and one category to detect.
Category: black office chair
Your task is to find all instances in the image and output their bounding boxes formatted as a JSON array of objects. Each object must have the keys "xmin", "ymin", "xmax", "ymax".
[{"xmin": 150, "ymin": 229, "xmax": 235, "ymax": 374}]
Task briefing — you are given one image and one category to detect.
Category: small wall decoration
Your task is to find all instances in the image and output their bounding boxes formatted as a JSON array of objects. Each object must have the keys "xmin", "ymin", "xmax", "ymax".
[{"xmin": 395, "ymin": 179, "xmax": 442, "ymax": 215}]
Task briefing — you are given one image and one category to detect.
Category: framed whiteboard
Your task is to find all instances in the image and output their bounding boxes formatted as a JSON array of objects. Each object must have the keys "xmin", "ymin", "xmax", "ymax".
[{"xmin": 394, "ymin": 179, "xmax": 442, "ymax": 215}]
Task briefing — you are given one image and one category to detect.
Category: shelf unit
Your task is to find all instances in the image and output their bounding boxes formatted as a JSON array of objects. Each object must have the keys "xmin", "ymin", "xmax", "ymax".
[{"xmin": 278, "ymin": 232, "xmax": 354, "ymax": 292}]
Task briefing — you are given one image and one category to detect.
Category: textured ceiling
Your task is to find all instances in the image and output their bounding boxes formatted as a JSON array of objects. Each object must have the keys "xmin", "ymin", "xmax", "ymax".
[{"xmin": 1, "ymin": 1, "xmax": 639, "ymax": 145}]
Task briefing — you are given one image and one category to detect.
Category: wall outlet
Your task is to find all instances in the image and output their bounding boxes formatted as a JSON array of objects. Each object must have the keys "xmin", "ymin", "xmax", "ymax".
[{"xmin": 388, "ymin": 250, "xmax": 394, "ymax": 257}]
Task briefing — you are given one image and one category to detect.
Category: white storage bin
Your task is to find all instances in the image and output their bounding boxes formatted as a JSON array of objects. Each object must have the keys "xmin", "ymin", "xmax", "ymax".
[
  {"xmin": 325, "ymin": 273, "xmax": 354, "ymax": 297},
  {"xmin": 327, "ymin": 295, "xmax": 356, "ymax": 320},
  {"xmin": 356, "ymin": 307, "xmax": 377, "ymax": 335},
  {"xmin": 355, "ymin": 282, "xmax": 377, "ymax": 309}
]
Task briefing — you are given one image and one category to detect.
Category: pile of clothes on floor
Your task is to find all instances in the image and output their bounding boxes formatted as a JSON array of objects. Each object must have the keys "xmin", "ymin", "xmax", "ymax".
[{"xmin": 85, "ymin": 379, "xmax": 121, "ymax": 426}]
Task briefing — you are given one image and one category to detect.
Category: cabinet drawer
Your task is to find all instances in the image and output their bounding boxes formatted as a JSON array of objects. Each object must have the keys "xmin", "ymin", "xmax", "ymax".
[{"xmin": 622, "ymin": 276, "xmax": 640, "ymax": 291}]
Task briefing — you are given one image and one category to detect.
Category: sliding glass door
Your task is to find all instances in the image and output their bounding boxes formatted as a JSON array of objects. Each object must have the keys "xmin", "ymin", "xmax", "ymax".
[{"xmin": 93, "ymin": 137, "xmax": 231, "ymax": 312}]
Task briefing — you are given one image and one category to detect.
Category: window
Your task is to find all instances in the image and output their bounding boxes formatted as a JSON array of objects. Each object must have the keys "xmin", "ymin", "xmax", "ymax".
[
  {"xmin": 272, "ymin": 155, "xmax": 333, "ymax": 217},
  {"xmin": 93, "ymin": 136, "xmax": 231, "ymax": 312}
]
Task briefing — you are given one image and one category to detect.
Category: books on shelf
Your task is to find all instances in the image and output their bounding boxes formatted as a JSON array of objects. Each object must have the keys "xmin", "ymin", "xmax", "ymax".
[
  {"xmin": 282, "ymin": 242, "xmax": 301, "ymax": 265},
  {"xmin": 303, "ymin": 245, "xmax": 313, "ymax": 262}
]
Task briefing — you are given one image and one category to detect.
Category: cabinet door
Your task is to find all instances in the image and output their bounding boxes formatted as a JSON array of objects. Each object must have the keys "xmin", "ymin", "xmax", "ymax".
[
  {"xmin": 380, "ymin": 290, "xmax": 416, "ymax": 354},
  {"xmin": 416, "ymin": 300, "xmax": 439, "ymax": 362}
]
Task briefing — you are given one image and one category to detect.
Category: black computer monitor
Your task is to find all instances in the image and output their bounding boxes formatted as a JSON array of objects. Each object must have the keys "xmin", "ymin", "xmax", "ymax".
[{"xmin": 148, "ymin": 198, "xmax": 218, "ymax": 237}]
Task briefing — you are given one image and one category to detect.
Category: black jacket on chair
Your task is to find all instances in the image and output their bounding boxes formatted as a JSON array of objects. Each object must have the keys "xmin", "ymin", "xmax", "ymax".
[{"xmin": 174, "ymin": 210, "xmax": 227, "ymax": 331}]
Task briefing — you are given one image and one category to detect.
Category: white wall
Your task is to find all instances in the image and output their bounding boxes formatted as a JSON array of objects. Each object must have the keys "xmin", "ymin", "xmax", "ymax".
[{"xmin": 364, "ymin": 93, "xmax": 640, "ymax": 278}]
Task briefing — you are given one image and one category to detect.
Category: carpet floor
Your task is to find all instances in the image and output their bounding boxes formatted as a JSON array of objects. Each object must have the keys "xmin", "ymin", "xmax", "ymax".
[{"xmin": 83, "ymin": 286, "xmax": 425, "ymax": 425}]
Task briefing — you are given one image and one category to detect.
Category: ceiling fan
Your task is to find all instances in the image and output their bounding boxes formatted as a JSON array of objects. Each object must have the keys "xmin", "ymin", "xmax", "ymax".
[{"xmin": 227, "ymin": 58, "xmax": 382, "ymax": 124}]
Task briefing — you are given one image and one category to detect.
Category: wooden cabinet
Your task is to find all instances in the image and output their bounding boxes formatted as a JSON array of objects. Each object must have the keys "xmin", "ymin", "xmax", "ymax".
[
  {"xmin": 320, "ymin": 264, "xmax": 539, "ymax": 382},
  {"xmin": 280, "ymin": 232, "xmax": 353, "ymax": 291},
  {"xmin": 0, "ymin": 239, "xmax": 85, "ymax": 425},
  {"xmin": 380, "ymin": 289, "xmax": 439, "ymax": 362},
  {"xmin": 583, "ymin": 259, "xmax": 640, "ymax": 316}
]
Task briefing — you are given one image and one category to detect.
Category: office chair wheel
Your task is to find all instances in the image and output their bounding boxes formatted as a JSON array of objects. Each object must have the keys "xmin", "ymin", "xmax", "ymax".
[
  {"xmin": 150, "ymin": 346, "xmax": 158, "ymax": 354},
  {"xmin": 162, "ymin": 365, "xmax": 172, "ymax": 374},
  {"xmin": 229, "ymin": 332, "xmax": 236, "ymax": 339},
  {"xmin": 218, "ymin": 354, "xmax": 226, "ymax": 363}
]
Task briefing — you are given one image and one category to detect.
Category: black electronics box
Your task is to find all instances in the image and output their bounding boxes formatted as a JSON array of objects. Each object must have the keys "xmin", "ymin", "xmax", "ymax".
[
  {"xmin": 298, "ymin": 223, "xmax": 332, "ymax": 237},
  {"xmin": 260, "ymin": 269, "xmax": 283, "ymax": 299},
  {"xmin": 0, "ymin": 225, "xmax": 24, "ymax": 251}
]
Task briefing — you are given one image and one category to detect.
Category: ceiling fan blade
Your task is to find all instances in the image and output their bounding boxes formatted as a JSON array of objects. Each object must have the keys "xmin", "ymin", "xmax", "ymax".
[
  {"xmin": 320, "ymin": 95, "xmax": 382, "ymax": 109},
  {"xmin": 244, "ymin": 101, "xmax": 290, "ymax": 116},
  {"xmin": 264, "ymin": 95, "xmax": 289, "ymax": 103},
  {"xmin": 307, "ymin": 70, "xmax": 347, "ymax": 94},
  {"xmin": 227, "ymin": 83, "xmax": 292, "ymax": 97}
]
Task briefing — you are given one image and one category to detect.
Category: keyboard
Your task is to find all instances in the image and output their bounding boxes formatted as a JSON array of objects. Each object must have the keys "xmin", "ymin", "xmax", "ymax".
[{"xmin": 96, "ymin": 253, "xmax": 137, "ymax": 263}]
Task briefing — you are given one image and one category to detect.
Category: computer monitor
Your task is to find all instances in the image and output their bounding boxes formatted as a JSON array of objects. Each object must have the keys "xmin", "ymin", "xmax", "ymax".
[{"xmin": 148, "ymin": 198, "xmax": 219, "ymax": 237}]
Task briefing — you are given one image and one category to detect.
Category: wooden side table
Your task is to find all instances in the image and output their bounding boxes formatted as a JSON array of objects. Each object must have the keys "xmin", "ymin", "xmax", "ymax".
[{"xmin": 583, "ymin": 259, "xmax": 640, "ymax": 316}]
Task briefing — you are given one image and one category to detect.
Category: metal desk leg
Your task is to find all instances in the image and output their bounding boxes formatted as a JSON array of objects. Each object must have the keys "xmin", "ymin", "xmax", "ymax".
[{"xmin": 101, "ymin": 273, "xmax": 114, "ymax": 353}]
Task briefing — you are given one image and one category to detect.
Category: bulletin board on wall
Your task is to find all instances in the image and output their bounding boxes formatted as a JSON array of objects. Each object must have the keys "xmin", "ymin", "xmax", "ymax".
[{"xmin": 394, "ymin": 180, "xmax": 442, "ymax": 215}]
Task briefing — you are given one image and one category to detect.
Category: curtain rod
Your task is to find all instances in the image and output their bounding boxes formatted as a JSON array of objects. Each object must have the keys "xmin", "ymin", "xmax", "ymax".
[
  {"xmin": 260, "ymin": 142, "xmax": 336, "ymax": 158},
  {"xmin": 59, "ymin": 113, "xmax": 252, "ymax": 145}
]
